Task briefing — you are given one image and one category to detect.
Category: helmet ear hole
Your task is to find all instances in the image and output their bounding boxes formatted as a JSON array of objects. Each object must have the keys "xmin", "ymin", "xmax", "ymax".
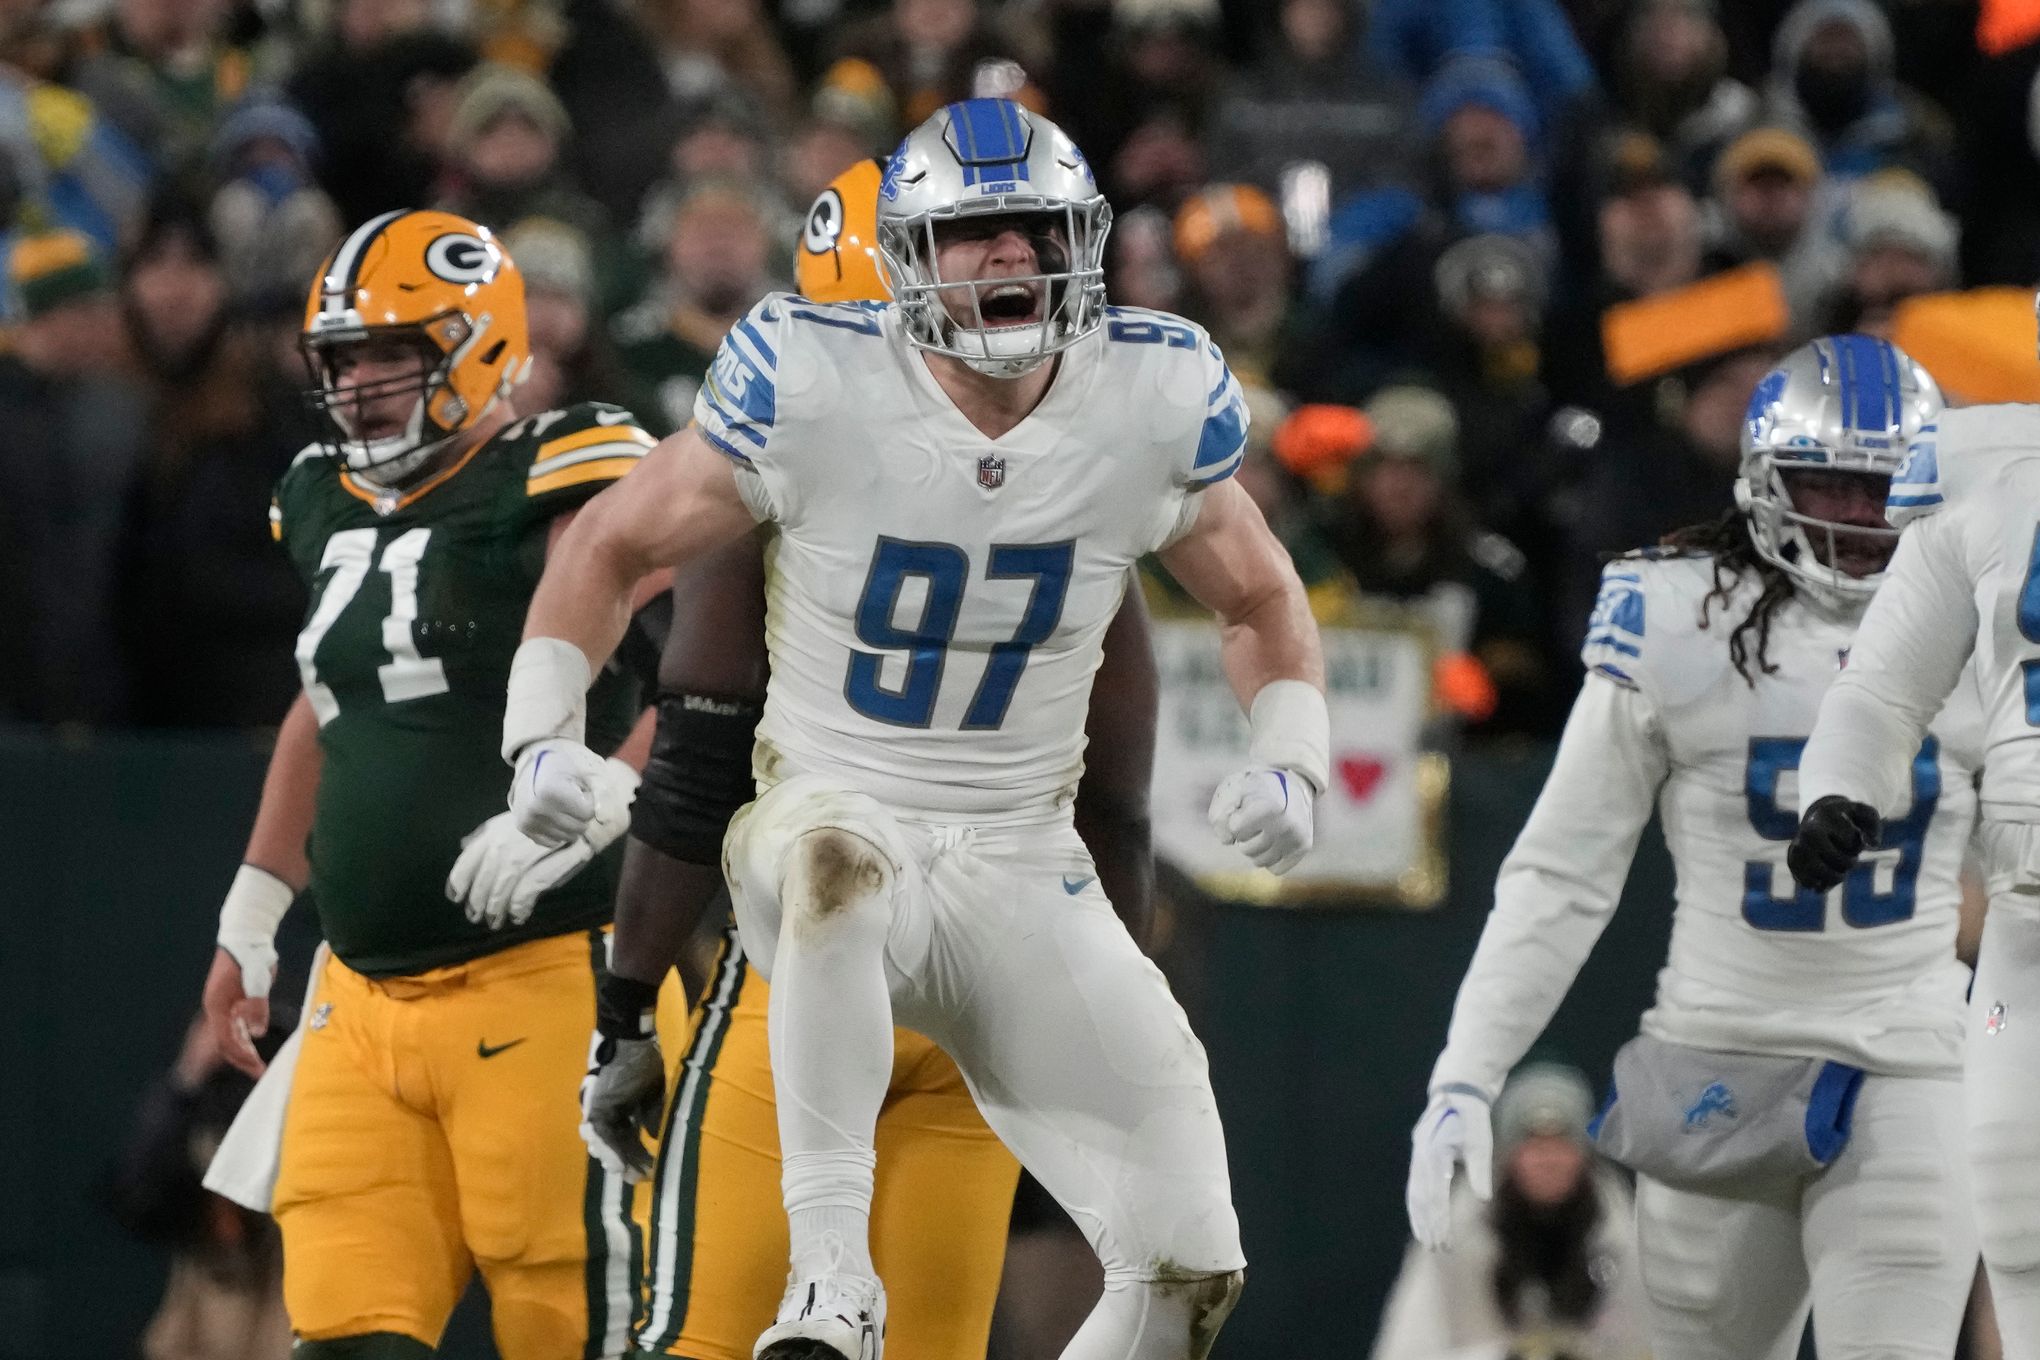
[{"xmin": 480, "ymin": 339, "xmax": 506, "ymax": 366}]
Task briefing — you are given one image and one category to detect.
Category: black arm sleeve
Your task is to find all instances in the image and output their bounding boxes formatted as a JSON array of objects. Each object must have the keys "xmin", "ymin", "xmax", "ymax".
[{"xmin": 629, "ymin": 691, "xmax": 765, "ymax": 866}]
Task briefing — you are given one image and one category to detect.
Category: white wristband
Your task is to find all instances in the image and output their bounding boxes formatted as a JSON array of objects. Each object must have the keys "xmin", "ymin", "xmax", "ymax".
[
  {"xmin": 1248, "ymin": 679, "xmax": 1330, "ymax": 795},
  {"xmin": 502, "ymin": 637, "xmax": 594, "ymax": 762},
  {"xmin": 217, "ymin": 864, "xmax": 294, "ymax": 946}
]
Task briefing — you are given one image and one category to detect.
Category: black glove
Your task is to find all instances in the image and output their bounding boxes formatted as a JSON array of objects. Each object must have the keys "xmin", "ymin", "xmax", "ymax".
[
  {"xmin": 1788, "ymin": 796, "xmax": 1881, "ymax": 892},
  {"xmin": 582, "ymin": 974, "xmax": 665, "ymax": 1182}
]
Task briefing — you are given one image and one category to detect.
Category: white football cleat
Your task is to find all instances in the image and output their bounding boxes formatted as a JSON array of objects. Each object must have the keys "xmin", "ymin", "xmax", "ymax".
[{"xmin": 753, "ymin": 1271, "xmax": 886, "ymax": 1360}]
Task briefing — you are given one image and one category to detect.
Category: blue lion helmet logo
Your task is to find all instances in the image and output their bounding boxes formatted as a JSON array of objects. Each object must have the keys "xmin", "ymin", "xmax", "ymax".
[
  {"xmin": 1684, "ymin": 1081, "xmax": 1739, "ymax": 1131},
  {"xmin": 879, "ymin": 144, "xmax": 909, "ymax": 201}
]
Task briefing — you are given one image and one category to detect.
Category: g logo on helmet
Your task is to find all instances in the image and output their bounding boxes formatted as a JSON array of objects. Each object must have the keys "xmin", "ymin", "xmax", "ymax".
[
  {"xmin": 803, "ymin": 189, "xmax": 845, "ymax": 256},
  {"xmin": 425, "ymin": 232, "xmax": 501, "ymax": 286}
]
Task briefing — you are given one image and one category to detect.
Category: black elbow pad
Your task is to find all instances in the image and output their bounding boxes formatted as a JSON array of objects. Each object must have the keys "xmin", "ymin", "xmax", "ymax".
[{"xmin": 630, "ymin": 691, "xmax": 764, "ymax": 865}]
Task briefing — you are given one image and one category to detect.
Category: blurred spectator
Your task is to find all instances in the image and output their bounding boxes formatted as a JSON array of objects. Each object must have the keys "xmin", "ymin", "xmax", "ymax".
[
  {"xmin": 1367, "ymin": 0, "xmax": 1598, "ymax": 128},
  {"xmin": 0, "ymin": 65, "xmax": 153, "ymax": 256},
  {"xmin": 1172, "ymin": 183, "xmax": 1294, "ymax": 385},
  {"xmin": 1702, "ymin": 126, "xmax": 1840, "ymax": 327},
  {"xmin": 506, "ymin": 215, "xmax": 651, "ymax": 421},
  {"xmin": 1282, "ymin": 54, "xmax": 1552, "ymax": 403},
  {"xmin": 834, "ymin": 0, "xmax": 1034, "ymax": 140},
  {"xmin": 205, "ymin": 96, "xmax": 342, "ymax": 310},
  {"xmin": 1822, "ymin": 174, "xmax": 1958, "ymax": 335},
  {"xmin": 1426, "ymin": 233, "xmax": 1554, "ymax": 544},
  {"xmin": 1419, "ymin": 55, "xmax": 1551, "ymax": 252},
  {"xmin": 1763, "ymin": 0, "xmax": 1955, "ymax": 190},
  {"xmin": 437, "ymin": 63, "xmax": 609, "ymax": 245},
  {"xmin": 781, "ymin": 116, "xmax": 869, "ymax": 211},
  {"xmin": 613, "ymin": 176, "xmax": 782, "ymax": 432},
  {"xmin": 1556, "ymin": 344, "xmax": 1779, "ymax": 643},
  {"xmin": 0, "ymin": 229, "xmax": 149, "ymax": 724},
  {"xmin": 548, "ymin": 0, "xmax": 683, "ymax": 224},
  {"xmin": 634, "ymin": 0, "xmax": 797, "ymax": 124},
  {"xmin": 62, "ymin": 0, "xmax": 251, "ymax": 173},
  {"xmin": 116, "ymin": 193, "xmax": 309, "ymax": 727},
  {"xmin": 1106, "ymin": 204, "xmax": 1182, "ymax": 312},
  {"xmin": 1371, "ymin": 1063, "xmax": 1652, "ymax": 1360},
  {"xmin": 1542, "ymin": 133, "xmax": 1704, "ymax": 416},
  {"xmin": 1204, "ymin": 0, "xmax": 1415, "ymax": 202},
  {"xmin": 1602, "ymin": 0, "xmax": 1758, "ymax": 189},
  {"xmin": 1048, "ymin": 0, "xmax": 1221, "ymax": 207},
  {"xmin": 287, "ymin": 19, "xmax": 477, "ymax": 223},
  {"xmin": 1315, "ymin": 385, "xmax": 1557, "ymax": 737},
  {"xmin": 105, "ymin": 1011, "xmax": 292, "ymax": 1360}
]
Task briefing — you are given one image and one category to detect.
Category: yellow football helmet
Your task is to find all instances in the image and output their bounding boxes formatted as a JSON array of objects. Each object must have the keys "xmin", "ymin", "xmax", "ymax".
[
  {"xmin": 796, "ymin": 157, "xmax": 889, "ymax": 303},
  {"xmin": 302, "ymin": 209, "xmax": 532, "ymax": 484}
]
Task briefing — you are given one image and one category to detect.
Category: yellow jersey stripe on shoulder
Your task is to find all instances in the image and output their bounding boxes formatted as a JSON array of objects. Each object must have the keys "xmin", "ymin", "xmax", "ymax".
[
  {"xmin": 527, "ymin": 455, "xmax": 642, "ymax": 497},
  {"xmin": 529, "ymin": 439, "xmax": 651, "ymax": 481},
  {"xmin": 534, "ymin": 422, "xmax": 655, "ymax": 467}
]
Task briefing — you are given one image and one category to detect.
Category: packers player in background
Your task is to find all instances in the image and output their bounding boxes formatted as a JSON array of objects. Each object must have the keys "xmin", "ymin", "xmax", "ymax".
[
  {"xmin": 198, "ymin": 209, "xmax": 664, "ymax": 1359},
  {"xmin": 575, "ymin": 157, "xmax": 1161, "ymax": 1360}
]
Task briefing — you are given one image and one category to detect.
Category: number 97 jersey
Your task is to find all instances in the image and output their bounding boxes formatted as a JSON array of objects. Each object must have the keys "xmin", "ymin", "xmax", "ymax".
[
  {"xmin": 1581, "ymin": 554, "xmax": 1982, "ymax": 1076},
  {"xmin": 693, "ymin": 294, "xmax": 1248, "ymax": 822}
]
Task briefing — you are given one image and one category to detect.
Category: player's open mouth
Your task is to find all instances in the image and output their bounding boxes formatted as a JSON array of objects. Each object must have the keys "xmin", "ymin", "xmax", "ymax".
[{"xmin": 978, "ymin": 282, "xmax": 1042, "ymax": 327}]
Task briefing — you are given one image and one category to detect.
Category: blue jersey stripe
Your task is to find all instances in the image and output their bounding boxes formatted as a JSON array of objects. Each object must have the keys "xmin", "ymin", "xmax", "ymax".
[
  {"xmin": 1886, "ymin": 492, "xmax": 1944, "ymax": 508},
  {"xmin": 698, "ymin": 426, "xmax": 753, "ymax": 465},
  {"xmin": 1193, "ymin": 398, "xmax": 1247, "ymax": 471},
  {"xmin": 733, "ymin": 316, "xmax": 778, "ymax": 371}
]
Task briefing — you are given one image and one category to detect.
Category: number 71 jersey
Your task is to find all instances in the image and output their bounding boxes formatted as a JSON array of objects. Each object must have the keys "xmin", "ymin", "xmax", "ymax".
[
  {"xmin": 270, "ymin": 402, "xmax": 651, "ymax": 976},
  {"xmin": 694, "ymin": 295, "xmax": 1249, "ymax": 821}
]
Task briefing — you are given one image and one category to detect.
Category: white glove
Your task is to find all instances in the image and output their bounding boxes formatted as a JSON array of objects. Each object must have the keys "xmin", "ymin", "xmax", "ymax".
[
  {"xmin": 1207, "ymin": 768, "xmax": 1317, "ymax": 875},
  {"xmin": 458, "ymin": 758, "xmax": 639, "ymax": 927},
  {"xmin": 1405, "ymin": 1086, "xmax": 1494, "ymax": 1250},
  {"xmin": 510, "ymin": 738, "xmax": 618, "ymax": 848},
  {"xmin": 217, "ymin": 864, "xmax": 293, "ymax": 1000}
]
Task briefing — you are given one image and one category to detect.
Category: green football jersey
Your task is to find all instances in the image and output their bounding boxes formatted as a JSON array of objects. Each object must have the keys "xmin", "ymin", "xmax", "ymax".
[{"xmin": 272, "ymin": 402, "xmax": 655, "ymax": 977}]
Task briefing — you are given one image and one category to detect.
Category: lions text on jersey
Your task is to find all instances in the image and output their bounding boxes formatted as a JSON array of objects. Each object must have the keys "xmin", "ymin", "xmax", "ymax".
[{"xmin": 692, "ymin": 293, "xmax": 1247, "ymax": 821}]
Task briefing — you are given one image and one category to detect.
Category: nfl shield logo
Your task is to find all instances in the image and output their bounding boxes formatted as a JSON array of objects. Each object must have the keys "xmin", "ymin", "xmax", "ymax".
[{"xmin": 977, "ymin": 455, "xmax": 1006, "ymax": 490}]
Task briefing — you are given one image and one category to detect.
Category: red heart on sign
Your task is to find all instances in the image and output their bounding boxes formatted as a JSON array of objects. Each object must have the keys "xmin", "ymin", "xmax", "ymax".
[{"xmin": 1339, "ymin": 756, "xmax": 1386, "ymax": 802}]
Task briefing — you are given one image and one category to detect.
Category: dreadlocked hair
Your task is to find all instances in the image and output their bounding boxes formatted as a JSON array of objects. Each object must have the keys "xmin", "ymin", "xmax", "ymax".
[{"xmin": 1650, "ymin": 509, "xmax": 1795, "ymax": 685}]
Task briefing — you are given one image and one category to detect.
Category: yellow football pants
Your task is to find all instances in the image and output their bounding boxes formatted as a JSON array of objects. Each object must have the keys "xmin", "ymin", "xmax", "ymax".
[
  {"xmin": 636, "ymin": 928, "xmax": 1019, "ymax": 1360},
  {"xmin": 273, "ymin": 930, "xmax": 645, "ymax": 1359}
]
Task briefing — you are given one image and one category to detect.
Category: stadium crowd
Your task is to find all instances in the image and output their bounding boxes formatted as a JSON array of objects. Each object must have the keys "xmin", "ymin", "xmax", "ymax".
[{"xmin": 1, "ymin": 0, "xmax": 2033, "ymax": 744}]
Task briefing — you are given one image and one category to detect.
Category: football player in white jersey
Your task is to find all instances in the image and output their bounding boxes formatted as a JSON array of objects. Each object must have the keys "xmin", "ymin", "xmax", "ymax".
[
  {"xmin": 1408, "ymin": 335, "xmax": 1982, "ymax": 1360},
  {"xmin": 494, "ymin": 99, "xmax": 1328, "ymax": 1360},
  {"xmin": 1791, "ymin": 358, "xmax": 2040, "ymax": 1359}
]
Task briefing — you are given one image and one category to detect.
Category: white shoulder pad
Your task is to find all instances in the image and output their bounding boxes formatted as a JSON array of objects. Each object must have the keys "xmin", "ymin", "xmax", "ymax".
[
  {"xmin": 1888, "ymin": 403, "xmax": 2040, "ymax": 528},
  {"xmin": 1582, "ymin": 554, "xmax": 1734, "ymax": 705},
  {"xmin": 1097, "ymin": 306, "xmax": 1246, "ymax": 488}
]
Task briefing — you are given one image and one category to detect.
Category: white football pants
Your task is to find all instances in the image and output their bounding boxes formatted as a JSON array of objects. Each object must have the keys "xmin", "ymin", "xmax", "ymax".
[
  {"xmin": 1633, "ymin": 1071, "xmax": 1976, "ymax": 1360},
  {"xmin": 723, "ymin": 775, "xmax": 1245, "ymax": 1354},
  {"xmin": 1967, "ymin": 835, "xmax": 2040, "ymax": 1360}
]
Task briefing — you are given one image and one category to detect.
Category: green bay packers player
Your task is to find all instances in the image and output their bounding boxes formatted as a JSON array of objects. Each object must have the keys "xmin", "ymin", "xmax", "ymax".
[
  {"xmin": 574, "ymin": 157, "xmax": 1159, "ymax": 1360},
  {"xmin": 197, "ymin": 209, "xmax": 662, "ymax": 1359}
]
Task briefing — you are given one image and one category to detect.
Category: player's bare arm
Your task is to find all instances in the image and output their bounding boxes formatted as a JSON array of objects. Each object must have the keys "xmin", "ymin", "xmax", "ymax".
[
  {"xmin": 1159, "ymin": 476, "xmax": 1329, "ymax": 876},
  {"xmin": 505, "ymin": 427, "xmax": 757, "ymax": 848},
  {"xmin": 204, "ymin": 690, "xmax": 320, "ymax": 1077}
]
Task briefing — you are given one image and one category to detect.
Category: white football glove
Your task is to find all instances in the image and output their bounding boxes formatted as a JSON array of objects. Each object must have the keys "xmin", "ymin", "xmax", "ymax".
[
  {"xmin": 510, "ymin": 738, "xmax": 618, "ymax": 848},
  {"xmin": 1207, "ymin": 768, "xmax": 1317, "ymax": 875},
  {"xmin": 458, "ymin": 757, "xmax": 639, "ymax": 927},
  {"xmin": 1406, "ymin": 1086, "xmax": 1494, "ymax": 1250}
]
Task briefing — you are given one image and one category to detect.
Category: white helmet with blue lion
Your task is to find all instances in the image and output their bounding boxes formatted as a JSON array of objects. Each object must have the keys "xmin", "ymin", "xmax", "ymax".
[{"xmin": 876, "ymin": 98, "xmax": 1113, "ymax": 379}]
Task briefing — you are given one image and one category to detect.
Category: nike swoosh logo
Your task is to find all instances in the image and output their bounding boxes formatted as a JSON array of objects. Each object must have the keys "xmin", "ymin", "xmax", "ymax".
[
  {"xmin": 1061, "ymin": 874, "xmax": 1093, "ymax": 895},
  {"xmin": 593, "ymin": 408, "xmax": 636, "ymax": 425},
  {"xmin": 478, "ymin": 1038, "xmax": 527, "ymax": 1059}
]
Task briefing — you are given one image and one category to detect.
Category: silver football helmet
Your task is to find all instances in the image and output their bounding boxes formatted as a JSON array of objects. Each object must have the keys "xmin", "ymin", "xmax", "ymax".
[
  {"xmin": 876, "ymin": 99, "xmax": 1111, "ymax": 378},
  {"xmin": 1737, "ymin": 333, "xmax": 1942, "ymax": 599}
]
